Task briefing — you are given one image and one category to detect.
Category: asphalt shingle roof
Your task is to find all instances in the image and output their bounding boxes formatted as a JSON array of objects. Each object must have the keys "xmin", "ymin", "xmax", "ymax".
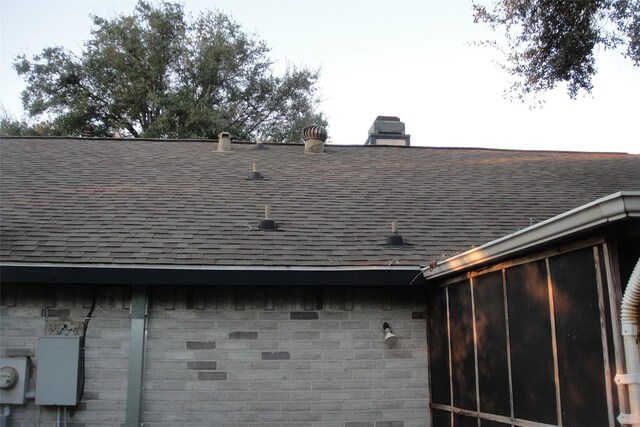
[{"xmin": 1, "ymin": 137, "xmax": 639, "ymax": 267}]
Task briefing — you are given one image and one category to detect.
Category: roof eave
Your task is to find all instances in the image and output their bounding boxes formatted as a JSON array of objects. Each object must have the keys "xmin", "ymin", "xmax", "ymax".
[
  {"xmin": 422, "ymin": 191, "xmax": 640, "ymax": 281},
  {"xmin": 0, "ymin": 263, "xmax": 426, "ymax": 287}
]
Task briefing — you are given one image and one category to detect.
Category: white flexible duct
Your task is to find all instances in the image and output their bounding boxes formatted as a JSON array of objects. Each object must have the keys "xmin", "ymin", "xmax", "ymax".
[{"xmin": 619, "ymin": 257, "xmax": 640, "ymax": 426}]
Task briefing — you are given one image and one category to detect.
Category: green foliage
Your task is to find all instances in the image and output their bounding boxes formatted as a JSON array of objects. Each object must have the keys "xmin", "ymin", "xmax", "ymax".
[
  {"xmin": 473, "ymin": 0, "xmax": 640, "ymax": 100},
  {"xmin": 12, "ymin": 1, "xmax": 326, "ymax": 141},
  {"xmin": 0, "ymin": 107, "xmax": 53, "ymax": 136}
]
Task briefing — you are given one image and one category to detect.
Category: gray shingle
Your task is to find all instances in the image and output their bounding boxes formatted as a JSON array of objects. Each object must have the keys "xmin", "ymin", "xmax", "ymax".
[{"xmin": 1, "ymin": 137, "xmax": 639, "ymax": 267}]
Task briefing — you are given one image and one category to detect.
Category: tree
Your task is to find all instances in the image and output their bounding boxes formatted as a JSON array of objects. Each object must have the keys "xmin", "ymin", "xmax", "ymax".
[
  {"xmin": 12, "ymin": 1, "xmax": 326, "ymax": 141},
  {"xmin": 473, "ymin": 0, "xmax": 639, "ymax": 101},
  {"xmin": 0, "ymin": 106, "xmax": 52, "ymax": 136}
]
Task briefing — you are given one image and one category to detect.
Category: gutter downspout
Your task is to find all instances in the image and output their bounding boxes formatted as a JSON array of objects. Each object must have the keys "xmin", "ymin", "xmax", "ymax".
[
  {"xmin": 617, "ymin": 258, "xmax": 640, "ymax": 426},
  {"xmin": 1, "ymin": 406, "xmax": 10, "ymax": 427},
  {"xmin": 124, "ymin": 285, "xmax": 148, "ymax": 427}
]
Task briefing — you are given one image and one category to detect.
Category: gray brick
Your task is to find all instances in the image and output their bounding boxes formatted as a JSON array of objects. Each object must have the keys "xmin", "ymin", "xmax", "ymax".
[
  {"xmin": 232, "ymin": 371, "xmax": 289, "ymax": 381},
  {"xmin": 312, "ymin": 401, "xmax": 344, "ymax": 411},
  {"xmin": 227, "ymin": 391, "xmax": 259, "ymax": 401},
  {"xmin": 321, "ymin": 370, "xmax": 353, "ymax": 380},
  {"xmin": 290, "ymin": 311, "xmax": 318, "ymax": 319},
  {"xmin": 248, "ymin": 402, "xmax": 281, "ymax": 411},
  {"xmin": 248, "ymin": 340, "xmax": 279, "ymax": 350},
  {"xmin": 345, "ymin": 423, "xmax": 374, "ymax": 427},
  {"xmin": 258, "ymin": 391, "xmax": 289, "ymax": 401},
  {"xmin": 5, "ymin": 348, "xmax": 35, "ymax": 357},
  {"xmin": 345, "ymin": 400, "xmax": 375, "ymax": 411},
  {"xmin": 41, "ymin": 308, "xmax": 70, "ymax": 318},
  {"xmin": 289, "ymin": 391, "xmax": 322, "ymax": 401},
  {"xmin": 261, "ymin": 351, "xmax": 290, "ymax": 360},
  {"xmin": 229, "ymin": 331, "xmax": 258, "ymax": 339},
  {"xmin": 215, "ymin": 341, "xmax": 249, "ymax": 350},
  {"xmin": 197, "ymin": 371, "xmax": 227, "ymax": 380},
  {"xmin": 280, "ymin": 381, "xmax": 311, "ymax": 391},
  {"xmin": 249, "ymin": 360, "xmax": 280, "ymax": 370},
  {"xmin": 292, "ymin": 411, "xmax": 322, "ymax": 421},
  {"xmin": 249, "ymin": 381, "xmax": 282, "ymax": 391},
  {"xmin": 291, "ymin": 370, "xmax": 322, "ymax": 380},
  {"xmin": 344, "ymin": 380, "xmax": 373, "ymax": 390},
  {"xmin": 375, "ymin": 400, "xmax": 404, "ymax": 410},
  {"xmin": 311, "ymin": 380, "xmax": 342, "ymax": 390},
  {"xmin": 291, "ymin": 330, "xmax": 320, "ymax": 340},
  {"xmin": 384, "ymin": 370, "xmax": 412, "ymax": 379},
  {"xmin": 377, "ymin": 422, "xmax": 404, "ymax": 427},
  {"xmin": 187, "ymin": 361, "xmax": 217, "ymax": 370},
  {"xmin": 411, "ymin": 311, "xmax": 426, "ymax": 319},
  {"xmin": 186, "ymin": 340, "xmax": 216, "ymax": 349},
  {"xmin": 258, "ymin": 412, "xmax": 291, "ymax": 423},
  {"xmin": 281, "ymin": 401, "xmax": 312, "ymax": 411}
]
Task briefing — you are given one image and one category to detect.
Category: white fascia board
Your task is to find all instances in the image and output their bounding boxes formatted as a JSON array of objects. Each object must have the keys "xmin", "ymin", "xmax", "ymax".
[{"xmin": 422, "ymin": 191, "xmax": 640, "ymax": 281}]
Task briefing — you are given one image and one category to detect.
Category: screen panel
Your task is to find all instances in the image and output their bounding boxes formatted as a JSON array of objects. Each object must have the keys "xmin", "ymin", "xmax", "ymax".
[
  {"xmin": 454, "ymin": 413, "xmax": 479, "ymax": 427},
  {"xmin": 448, "ymin": 280, "xmax": 477, "ymax": 411},
  {"xmin": 506, "ymin": 260, "xmax": 557, "ymax": 424},
  {"xmin": 432, "ymin": 409, "xmax": 452, "ymax": 427},
  {"xmin": 549, "ymin": 247, "xmax": 609, "ymax": 427},
  {"xmin": 474, "ymin": 271, "xmax": 511, "ymax": 417},
  {"xmin": 481, "ymin": 420, "xmax": 512, "ymax": 427},
  {"xmin": 427, "ymin": 287, "xmax": 451, "ymax": 405}
]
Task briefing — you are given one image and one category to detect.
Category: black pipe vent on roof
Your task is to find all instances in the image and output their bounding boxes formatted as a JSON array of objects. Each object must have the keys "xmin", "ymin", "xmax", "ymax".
[
  {"xmin": 386, "ymin": 221, "xmax": 406, "ymax": 246},
  {"xmin": 259, "ymin": 205, "xmax": 278, "ymax": 230},
  {"xmin": 259, "ymin": 218, "xmax": 277, "ymax": 230},
  {"xmin": 249, "ymin": 163, "xmax": 263, "ymax": 180}
]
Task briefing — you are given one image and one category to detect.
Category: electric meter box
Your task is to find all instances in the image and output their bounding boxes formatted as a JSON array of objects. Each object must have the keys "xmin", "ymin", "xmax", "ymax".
[
  {"xmin": 35, "ymin": 336, "xmax": 81, "ymax": 405},
  {"xmin": 0, "ymin": 357, "xmax": 29, "ymax": 404}
]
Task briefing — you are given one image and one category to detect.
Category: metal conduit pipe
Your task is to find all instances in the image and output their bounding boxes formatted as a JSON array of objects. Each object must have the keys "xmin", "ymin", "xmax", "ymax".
[
  {"xmin": 1, "ymin": 406, "xmax": 11, "ymax": 427},
  {"xmin": 618, "ymin": 257, "xmax": 640, "ymax": 426}
]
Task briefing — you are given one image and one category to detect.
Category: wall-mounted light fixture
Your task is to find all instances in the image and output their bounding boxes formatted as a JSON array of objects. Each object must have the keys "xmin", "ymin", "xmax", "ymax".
[{"xmin": 382, "ymin": 322, "xmax": 398, "ymax": 344}]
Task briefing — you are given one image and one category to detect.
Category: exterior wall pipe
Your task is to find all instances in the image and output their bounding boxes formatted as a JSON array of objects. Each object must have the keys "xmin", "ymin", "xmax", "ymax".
[
  {"xmin": 1, "ymin": 405, "xmax": 11, "ymax": 427},
  {"xmin": 618, "ymin": 257, "xmax": 640, "ymax": 426},
  {"xmin": 124, "ymin": 285, "xmax": 148, "ymax": 427}
]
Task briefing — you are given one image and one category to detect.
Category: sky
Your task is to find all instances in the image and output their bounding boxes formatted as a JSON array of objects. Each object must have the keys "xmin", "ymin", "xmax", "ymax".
[{"xmin": 1, "ymin": 0, "xmax": 639, "ymax": 153}]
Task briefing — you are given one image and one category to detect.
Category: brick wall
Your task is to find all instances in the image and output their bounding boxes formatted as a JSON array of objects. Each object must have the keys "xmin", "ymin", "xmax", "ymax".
[
  {"xmin": 1, "ymin": 284, "xmax": 429, "ymax": 427},
  {"xmin": 0, "ymin": 284, "xmax": 130, "ymax": 427}
]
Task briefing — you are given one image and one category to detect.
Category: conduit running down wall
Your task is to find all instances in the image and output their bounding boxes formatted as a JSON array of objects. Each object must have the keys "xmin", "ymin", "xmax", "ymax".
[{"xmin": 619, "ymin": 257, "xmax": 640, "ymax": 426}]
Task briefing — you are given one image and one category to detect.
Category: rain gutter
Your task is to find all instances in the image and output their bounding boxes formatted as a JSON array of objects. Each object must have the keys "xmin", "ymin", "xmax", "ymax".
[
  {"xmin": 422, "ymin": 191, "xmax": 640, "ymax": 281},
  {"xmin": 0, "ymin": 263, "xmax": 426, "ymax": 287}
]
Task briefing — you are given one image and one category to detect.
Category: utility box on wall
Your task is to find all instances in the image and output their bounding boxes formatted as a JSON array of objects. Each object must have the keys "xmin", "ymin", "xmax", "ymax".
[
  {"xmin": 35, "ymin": 336, "xmax": 81, "ymax": 405},
  {"xmin": 0, "ymin": 357, "xmax": 29, "ymax": 404}
]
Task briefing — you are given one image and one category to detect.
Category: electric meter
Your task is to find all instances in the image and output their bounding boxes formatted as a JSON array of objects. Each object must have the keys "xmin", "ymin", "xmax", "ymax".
[{"xmin": 0, "ymin": 366, "xmax": 19, "ymax": 389}]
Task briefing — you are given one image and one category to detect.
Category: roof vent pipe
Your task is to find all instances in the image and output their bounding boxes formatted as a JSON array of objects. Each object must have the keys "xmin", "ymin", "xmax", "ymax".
[
  {"xmin": 217, "ymin": 132, "xmax": 231, "ymax": 152},
  {"xmin": 249, "ymin": 163, "xmax": 263, "ymax": 180},
  {"xmin": 254, "ymin": 137, "xmax": 267, "ymax": 150},
  {"xmin": 302, "ymin": 125, "xmax": 328, "ymax": 154},
  {"xmin": 259, "ymin": 204, "xmax": 277, "ymax": 230},
  {"xmin": 616, "ymin": 257, "xmax": 640, "ymax": 426},
  {"xmin": 386, "ymin": 221, "xmax": 406, "ymax": 246}
]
